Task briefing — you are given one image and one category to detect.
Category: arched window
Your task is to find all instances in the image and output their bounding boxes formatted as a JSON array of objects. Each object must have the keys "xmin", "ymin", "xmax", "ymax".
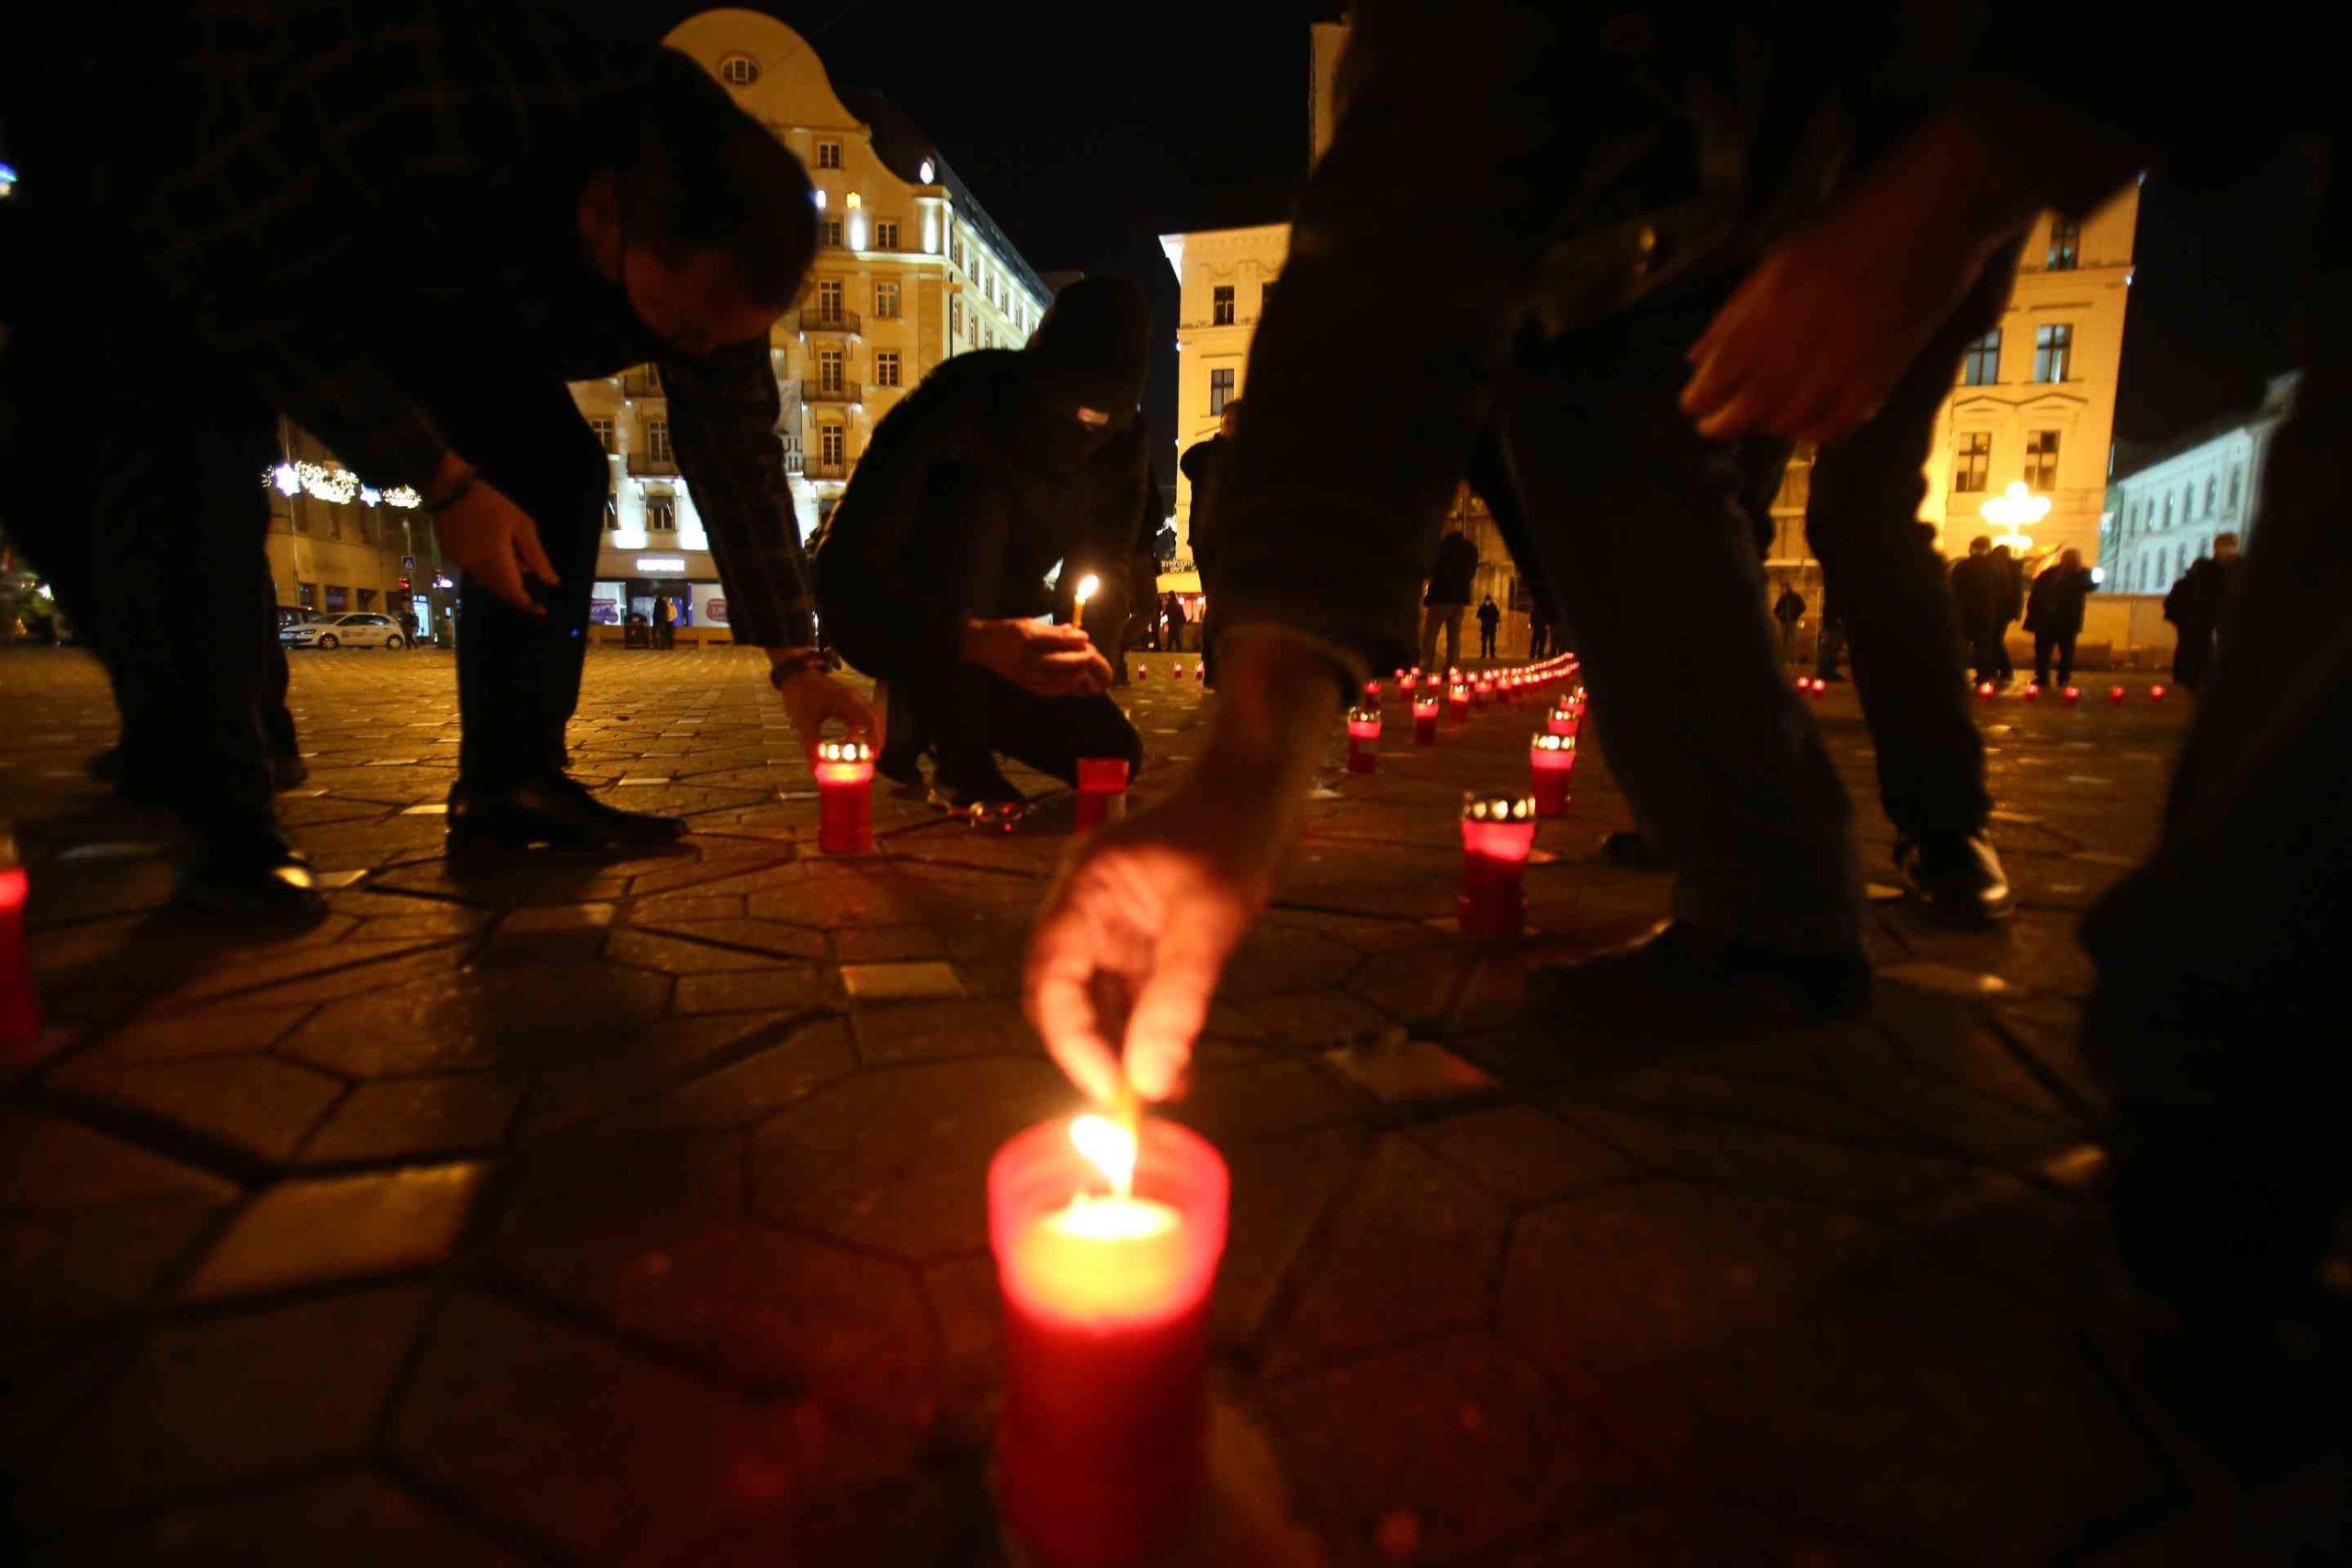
[{"xmin": 718, "ymin": 54, "xmax": 758, "ymax": 87}]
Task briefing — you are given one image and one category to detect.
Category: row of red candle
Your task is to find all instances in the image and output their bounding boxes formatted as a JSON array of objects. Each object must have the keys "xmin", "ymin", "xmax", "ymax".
[{"xmin": 1798, "ymin": 676, "xmax": 2169, "ymax": 706}]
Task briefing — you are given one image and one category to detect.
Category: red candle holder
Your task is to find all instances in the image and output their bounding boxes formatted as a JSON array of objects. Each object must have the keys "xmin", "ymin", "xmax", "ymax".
[
  {"xmin": 1470, "ymin": 678, "xmax": 1493, "ymax": 710},
  {"xmin": 2064, "ymin": 685, "xmax": 2082, "ymax": 706},
  {"xmin": 2024, "ymin": 682, "xmax": 2041, "ymax": 703},
  {"xmin": 1075, "ymin": 757, "xmax": 1131, "ymax": 831},
  {"xmin": 1495, "ymin": 675, "xmax": 1518, "ymax": 708},
  {"xmin": 1346, "ymin": 705, "xmax": 1382, "ymax": 773},
  {"xmin": 991, "ymin": 1115, "xmax": 1229, "ymax": 1568},
  {"xmin": 1529, "ymin": 732, "xmax": 1577, "ymax": 816},
  {"xmin": 1362, "ymin": 680, "xmax": 1383, "ymax": 703},
  {"xmin": 2109, "ymin": 684, "xmax": 2127, "ymax": 705},
  {"xmin": 1459, "ymin": 792, "xmax": 1537, "ymax": 939},
  {"xmin": 1399, "ymin": 671, "xmax": 1419, "ymax": 694},
  {"xmin": 1, "ymin": 845, "xmax": 39, "ymax": 1055},
  {"xmin": 1975, "ymin": 682, "xmax": 1995, "ymax": 702},
  {"xmin": 813, "ymin": 739, "xmax": 875, "ymax": 854},
  {"xmin": 1412, "ymin": 694, "xmax": 1441, "ymax": 745},
  {"xmin": 2150, "ymin": 683, "xmax": 2167, "ymax": 702},
  {"xmin": 1446, "ymin": 683, "xmax": 1470, "ymax": 727},
  {"xmin": 1193, "ymin": 662, "xmax": 1204, "ymax": 682},
  {"xmin": 1545, "ymin": 702, "xmax": 1579, "ymax": 739}
]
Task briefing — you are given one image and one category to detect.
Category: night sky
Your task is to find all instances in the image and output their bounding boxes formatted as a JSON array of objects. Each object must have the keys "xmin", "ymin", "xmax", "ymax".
[{"xmin": 577, "ymin": 2, "xmax": 2307, "ymax": 478}]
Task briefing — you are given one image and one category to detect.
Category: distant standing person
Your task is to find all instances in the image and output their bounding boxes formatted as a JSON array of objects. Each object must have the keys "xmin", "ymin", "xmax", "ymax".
[
  {"xmin": 1527, "ymin": 603, "xmax": 1551, "ymax": 660},
  {"xmin": 2163, "ymin": 532, "xmax": 2241, "ymax": 689},
  {"xmin": 652, "ymin": 592, "xmax": 676, "ymax": 650},
  {"xmin": 1161, "ymin": 591, "xmax": 1188, "ymax": 653},
  {"xmin": 1420, "ymin": 525, "xmax": 1478, "ymax": 670},
  {"xmin": 1989, "ymin": 544, "xmax": 2025, "ymax": 683},
  {"xmin": 1949, "ymin": 536, "xmax": 2004, "ymax": 684},
  {"xmin": 2025, "ymin": 548, "xmax": 2096, "ymax": 687},
  {"xmin": 1476, "ymin": 593, "xmax": 1501, "ymax": 660},
  {"xmin": 1772, "ymin": 582, "xmax": 1806, "ymax": 663}
]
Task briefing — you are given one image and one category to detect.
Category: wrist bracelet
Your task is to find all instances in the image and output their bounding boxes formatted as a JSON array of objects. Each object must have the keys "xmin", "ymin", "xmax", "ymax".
[{"xmin": 424, "ymin": 472, "xmax": 479, "ymax": 511}]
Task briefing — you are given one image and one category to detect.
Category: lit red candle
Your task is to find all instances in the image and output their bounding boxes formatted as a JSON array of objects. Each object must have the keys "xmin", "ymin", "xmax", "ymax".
[
  {"xmin": 991, "ymin": 1113, "xmax": 1228, "ymax": 1568},
  {"xmin": 1399, "ymin": 671, "xmax": 1419, "ymax": 694},
  {"xmin": 1459, "ymin": 792, "xmax": 1536, "ymax": 938},
  {"xmin": 2150, "ymin": 683, "xmax": 2167, "ymax": 702},
  {"xmin": 1471, "ymin": 676, "xmax": 1494, "ymax": 710},
  {"xmin": 1, "ymin": 840, "xmax": 39, "ymax": 1055},
  {"xmin": 813, "ymin": 739, "xmax": 875, "ymax": 854},
  {"xmin": 1446, "ymin": 682, "xmax": 1470, "ymax": 726},
  {"xmin": 1545, "ymin": 700, "xmax": 1579, "ymax": 739},
  {"xmin": 2064, "ymin": 684, "xmax": 2082, "ymax": 706},
  {"xmin": 2024, "ymin": 682, "xmax": 2041, "ymax": 703},
  {"xmin": 1975, "ymin": 682, "xmax": 1995, "ymax": 702},
  {"xmin": 1363, "ymin": 680, "xmax": 1383, "ymax": 703},
  {"xmin": 1346, "ymin": 705, "xmax": 1382, "ymax": 773},
  {"xmin": 1412, "ymin": 694, "xmax": 1441, "ymax": 745},
  {"xmin": 1074, "ymin": 757, "xmax": 1130, "ymax": 831},
  {"xmin": 1193, "ymin": 662, "xmax": 1204, "ymax": 682},
  {"xmin": 1529, "ymin": 732, "xmax": 1577, "ymax": 816},
  {"xmin": 2109, "ymin": 684, "xmax": 2127, "ymax": 705}
]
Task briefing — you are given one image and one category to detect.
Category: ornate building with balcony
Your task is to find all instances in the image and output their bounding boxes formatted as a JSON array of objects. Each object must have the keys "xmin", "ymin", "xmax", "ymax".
[{"xmin": 567, "ymin": 6, "xmax": 1052, "ymax": 634}]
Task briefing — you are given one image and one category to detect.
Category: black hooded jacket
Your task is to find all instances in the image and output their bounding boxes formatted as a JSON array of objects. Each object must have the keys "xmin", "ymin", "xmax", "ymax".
[{"xmin": 815, "ymin": 280, "xmax": 1156, "ymax": 683}]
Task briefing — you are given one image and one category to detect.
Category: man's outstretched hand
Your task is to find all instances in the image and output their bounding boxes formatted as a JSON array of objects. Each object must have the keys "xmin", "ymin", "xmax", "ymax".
[
  {"xmin": 962, "ymin": 617, "xmax": 1113, "ymax": 697},
  {"xmin": 1680, "ymin": 110, "xmax": 2043, "ymax": 446},
  {"xmin": 430, "ymin": 465, "xmax": 557, "ymax": 613},
  {"xmin": 1024, "ymin": 788, "xmax": 1275, "ymax": 1104},
  {"xmin": 772, "ymin": 661, "xmax": 877, "ymax": 761},
  {"xmin": 1023, "ymin": 628, "xmax": 1340, "ymax": 1104}
]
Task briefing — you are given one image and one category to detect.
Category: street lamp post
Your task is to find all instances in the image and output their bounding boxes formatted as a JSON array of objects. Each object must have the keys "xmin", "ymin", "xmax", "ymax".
[{"xmin": 1979, "ymin": 480, "xmax": 2052, "ymax": 556}]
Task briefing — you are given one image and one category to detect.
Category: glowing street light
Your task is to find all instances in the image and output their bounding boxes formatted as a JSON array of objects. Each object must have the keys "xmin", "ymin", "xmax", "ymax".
[{"xmin": 1980, "ymin": 480, "xmax": 2052, "ymax": 554}]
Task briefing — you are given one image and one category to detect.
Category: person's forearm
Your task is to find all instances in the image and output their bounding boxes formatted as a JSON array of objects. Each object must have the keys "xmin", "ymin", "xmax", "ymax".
[{"xmin": 1190, "ymin": 629, "xmax": 1345, "ymax": 816}]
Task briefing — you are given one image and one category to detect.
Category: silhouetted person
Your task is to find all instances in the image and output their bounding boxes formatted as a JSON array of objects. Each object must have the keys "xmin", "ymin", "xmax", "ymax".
[
  {"xmin": 1772, "ymin": 583, "xmax": 1805, "ymax": 663},
  {"xmin": 2026, "ymin": 548, "xmax": 2095, "ymax": 687},
  {"xmin": 816, "ymin": 277, "xmax": 1153, "ymax": 815},
  {"xmin": 1475, "ymin": 593, "xmax": 1501, "ymax": 660},
  {"xmin": 1988, "ymin": 543, "xmax": 2024, "ymax": 682},
  {"xmin": 1950, "ymin": 536, "xmax": 2005, "ymax": 684},
  {"xmin": 1527, "ymin": 604, "xmax": 1552, "ymax": 659},
  {"xmin": 2163, "ymin": 532, "xmax": 2241, "ymax": 690},
  {"xmin": 1420, "ymin": 527, "xmax": 1477, "ymax": 670},
  {"xmin": 652, "ymin": 592, "xmax": 676, "ymax": 650}
]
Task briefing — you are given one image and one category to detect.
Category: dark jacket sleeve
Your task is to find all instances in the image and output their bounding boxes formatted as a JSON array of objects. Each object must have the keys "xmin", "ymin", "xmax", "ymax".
[
  {"xmin": 1206, "ymin": 0, "xmax": 1574, "ymax": 682},
  {"xmin": 812, "ymin": 375, "xmax": 967, "ymax": 682}
]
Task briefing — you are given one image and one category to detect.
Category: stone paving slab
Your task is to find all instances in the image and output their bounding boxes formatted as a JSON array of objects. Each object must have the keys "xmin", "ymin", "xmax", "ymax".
[{"xmin": 1, "ymin": 644, "xmax": 2341, "ymax": 1562}]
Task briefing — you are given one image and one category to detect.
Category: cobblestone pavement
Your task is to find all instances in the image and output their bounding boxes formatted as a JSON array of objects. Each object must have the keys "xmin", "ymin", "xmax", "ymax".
[{"xmin": 1, "ymin": 644, "xmax": 2343, "ymax": 1563}]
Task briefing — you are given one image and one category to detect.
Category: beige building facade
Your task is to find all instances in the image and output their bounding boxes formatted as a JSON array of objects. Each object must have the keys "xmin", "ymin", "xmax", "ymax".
[{"xmin": 570, "ymin": 7, "xmax": 1051, "ymax": 636}]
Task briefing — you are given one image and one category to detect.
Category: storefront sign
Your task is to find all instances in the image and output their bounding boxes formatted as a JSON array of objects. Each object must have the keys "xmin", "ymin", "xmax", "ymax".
[{"xmin": 635, "ymin": 557, "xmax": 686, "ymax": 573}]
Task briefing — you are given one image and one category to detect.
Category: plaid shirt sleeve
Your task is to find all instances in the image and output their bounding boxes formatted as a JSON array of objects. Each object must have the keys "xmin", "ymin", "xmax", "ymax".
[
  {"xmin": 119, "ymin": 3, "xmax": 629, "ymax": 489},
  {"xmin": 660, "ymin": 344, "xmax": 819, "ymax": 649}
]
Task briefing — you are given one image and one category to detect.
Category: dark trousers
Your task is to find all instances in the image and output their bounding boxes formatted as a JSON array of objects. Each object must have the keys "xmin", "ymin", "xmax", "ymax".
[
  {"xmin": 897, "ymin": 662, "xmax": 1142, "ymax": 798},
  {"xmin": 2032, "ymin": 631, "xmax": 2078, "ymax": 688},
  {"xmin": 392, "ymin": 368, "xmax": 612, "ymax": 791},
  {"xmin": 1802, "ymin": 254, "xmax": 2009, "ymax": 843},
  {"xmin": 1478, "ymin": 624, "xmax": 1498, "ymax": 659},
  {"xmin": 1529, "ymin": 624, "xmax": 1551, "ymax": 659},
  {"xmin": 1962, "ymin": 626, "xmax": 2009, "ymax": 686},
  {"xmin": 2079, "ymin": 204, "xmax": 2349, "ymax": 1324},
  {"xmin": 2, "ymin": 215, "xmax": 285, "ymax": 842},
  {"xmin": 1496, "ymin": 288, "xmax": 1860, "ymax": 955}
]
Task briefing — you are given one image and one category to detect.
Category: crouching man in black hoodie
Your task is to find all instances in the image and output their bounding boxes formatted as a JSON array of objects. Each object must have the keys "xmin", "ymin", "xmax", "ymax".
[{"xmin": 815, "ymin": 277, "xmax": 1154, "ymax": 816}]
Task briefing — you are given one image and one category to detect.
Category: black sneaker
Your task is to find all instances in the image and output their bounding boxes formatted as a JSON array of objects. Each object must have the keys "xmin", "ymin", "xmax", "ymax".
[
  {"xmin": 171, "ymin": 830, "xmax": 328, "ymax": 928},
  {"xmin": 1893, "ymin": 832, "xmax": 2014, "ymax": 925},
  {"xmin": 1532, "ymin": 920, "xmax": 1871, "ymax": 1035}
]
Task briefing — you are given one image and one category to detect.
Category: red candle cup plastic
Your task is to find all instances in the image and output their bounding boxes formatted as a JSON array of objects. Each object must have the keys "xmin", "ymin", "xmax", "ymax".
[
  {"xmin": 1362, "ymin": 681, "xmax": 1383, "ymax": 703},
  {"xmin": 1074, "ymin": 757, "xmax": 1131, "ymax": 831},
  {"xmin": 1346, "ymin": 706, "xmax": 1382, "ymax": 774},
  {"xmin": 813, "ymin": 740, "xmax": 875, "ymax": 854},
  {"xmin": 1459, "ymin": 793, "xmax": 1537, "ymax": 938},
  {"xmin": 1399, "ymin": 672, "xmax": 1419, "ymax": 694},
  {"xmin": 1470, "ymin": 679, "xmax": 1493, "ymax": 710},
  {"xmin": 2150, "ymin": 684, "xmax": 2167, "ymax": 702},
  {"xmin": 1975, "ymin": 682, "xmax": 1995, "ymax": 701},
  {"xmin": 1545, "ymin": 703, "xmax": 1579, "ymax": 738},
  {"xmin": 1412, "ymin": 696, "xmax": 1441, "ymax": 745},
  {"xmin": 2109, "ymin": 684, "xmax": 2127, "ymax": 705},
  {"xmin": 2064, "ymin": 685, "xmax": 2082, "ymax": 706},
  {"xmin": 991, "ymin": 1116, "xmax": 1229, "ymax": 1568},
  {"xmin": 2024, "ymin": 682, "xmax": 2041, "ymax": 702},
  {"xmin": 1446, "ymin": 684, "xmax": 1471, "ymax": 727},
  {"xmin": 1529, "ymin": 733, "xmax": 1577, "ymax": 817},
  {"xmin": 1193, "ymin": 663, "xmax": 1204, "ymax": 682},
  {"xmin": 1, "ymin": 859, "xmax": 40, "ymax": 1054}
]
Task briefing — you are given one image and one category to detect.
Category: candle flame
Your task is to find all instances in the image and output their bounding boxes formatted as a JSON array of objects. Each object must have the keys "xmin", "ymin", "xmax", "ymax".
[
  {"xmin": 1070, "ymin": 1113, "xmax": 1136, "ymax": 1198},
  {"xmin": 1074, "ymin": 573, "xmax": 1100, "ymax": 607}
]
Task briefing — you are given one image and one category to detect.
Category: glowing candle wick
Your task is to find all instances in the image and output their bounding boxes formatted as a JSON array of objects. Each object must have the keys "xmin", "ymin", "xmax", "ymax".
[
  {"xmin": 1069, "ymin": 1112, "xmax": 1136, "ymax": 1200},
  {"xmin": 1074, "ymin": 573, "xmax": 1100, "ymax": 610}
]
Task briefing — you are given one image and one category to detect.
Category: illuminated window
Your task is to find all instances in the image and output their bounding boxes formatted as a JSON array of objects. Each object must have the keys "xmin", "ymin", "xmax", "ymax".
[
  {"xmin": 2046, "ymin": 215, "xmax": 2079, "ymax": 271},
  {"xmin": 2203, "ymin": 475, "xmax": 2216, "ymax": 514},
  {"xmin": 2226, "ymin": 468, "xmax": 2242, "ymax": 511},
  {"xmin": 587, "ymin": 416, "xmax": 616, "ymax": 454},
  {"xmin": 816, "ymin": 278, "xmax": 843, "ymax": 321},
  {"xmin": 949, "ymin": 297, "xmax": 962, "ymax": 341},
  {"xmin": 818, "ymin": 349, "xmax": 843, "ymax": 391},
  {"xmin": 873, "ymin": 219, "xmax": 899, "ymax": 251},
  {"xmin": 1953, "ymin": 432, "xmax": 1991, "ymax": 492},
  {"xmin": 647, "ymin": 491, "xmax": 675, "ymax": 532},
  {"xmin": 820, "ymin": 423, "xmax": 845, "ymax": 467},
  {"xmin": 816, "ymin": 140, "xmax": 842, "ymax": 170},
  {"xmin": 874, "ymin": 279, "xmax": 899, "ymax": 318},
  {"xmin": 1212, "ymin": 286, "xmax": 1236, "ymax": 326},
  {"xmin": 718, "ymin": 54, "xmax": 758, "ymax": 87},
  {"xmin": 821, "ymin": 218, "xmax": 843, "ymax": 249},
  {"xmin": 1209, "ymin": 367, "xmax": 1236, "ymax": 415},
  {"xmin": 2032, "ymin": 323, "xmax": 2073, "ymax": 383},
  {"xmin": 1960, "ymin": 329, "xmax": 2000, "ymax": 386},
  {"xmin": 2025, "ymin": 430, "xmax": 2061, "ymax": 491},
  {"xmin": 645, "ymin": 419, "xmax": 672, "ymax": 463},
  {"xmin": 875, "ymin": 351, "xmax": 901, "ymax": 388}
]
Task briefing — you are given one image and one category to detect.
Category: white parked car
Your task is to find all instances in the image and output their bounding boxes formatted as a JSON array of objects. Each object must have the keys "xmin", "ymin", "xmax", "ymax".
[{"xmin": 281, "ymin": 612, "xmax": 409, "ymax": 650}]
